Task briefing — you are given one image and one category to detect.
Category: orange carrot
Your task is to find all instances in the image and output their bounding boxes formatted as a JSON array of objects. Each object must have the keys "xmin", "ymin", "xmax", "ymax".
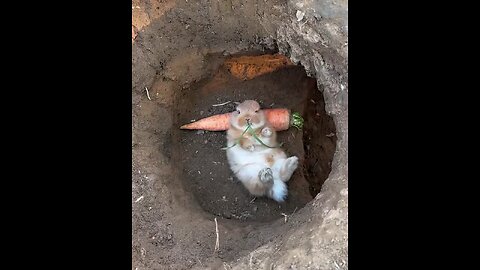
[
  {"xmin": 264, "ymin": 109, "xmax": 291, "ymax": 131},
  {"xmin": 180, "ymin": 113, "xmax": 231, "ymax": 131},
  {"xmin": 180, "ymin": 109, "xmax": 304, "ymax": 131}
]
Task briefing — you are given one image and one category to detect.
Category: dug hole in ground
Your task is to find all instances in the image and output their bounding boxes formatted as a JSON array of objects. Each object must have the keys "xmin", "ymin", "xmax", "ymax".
[{"xmin": 132, "ymin": 0, "xmax": 347, "ymax": 269}]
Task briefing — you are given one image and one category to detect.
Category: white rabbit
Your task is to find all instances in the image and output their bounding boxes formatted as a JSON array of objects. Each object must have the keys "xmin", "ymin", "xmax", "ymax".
[{"xmin": 225, "ymin": 100, "xmax": 299, "ymax": 202}]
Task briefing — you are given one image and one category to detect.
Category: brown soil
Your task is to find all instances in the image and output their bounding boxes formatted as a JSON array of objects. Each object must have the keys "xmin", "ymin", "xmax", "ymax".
[
  {"xmin": 133, "ymin": 51, "xmax": 336, "ymax": 269},
  {"xmin": 132, "ymin": 1, "xmax": 345, "ymax": 269},
  {"xmin": 303, "ymin": 87, "xmax": 338, "ymax": 196},
  {"xmin": 223, "ymin": 54, "xmax": 294, "ymax": 80},
  {"xmin": 172, "ymin": 53, "xmax": 325, "ymax": 223}
]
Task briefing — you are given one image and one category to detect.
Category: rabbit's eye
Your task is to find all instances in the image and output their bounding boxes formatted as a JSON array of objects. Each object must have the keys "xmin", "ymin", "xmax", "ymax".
[
  {"xmin": 254, "ymin": 110, "xmax": 259, "ymax": 113},
  {"xmin": 236, "ymin": 110, "xmax": 241, "ymax": 114}
]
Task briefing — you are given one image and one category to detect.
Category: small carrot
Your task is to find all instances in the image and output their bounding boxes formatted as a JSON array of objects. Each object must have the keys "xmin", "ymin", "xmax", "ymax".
[
  {"xmin": 180, "ymin": 113, "xmax": 231, "ymax": 131},
  {"xmin": 180, "ymin": 108, "xmax": 304, "ymax": 131}
]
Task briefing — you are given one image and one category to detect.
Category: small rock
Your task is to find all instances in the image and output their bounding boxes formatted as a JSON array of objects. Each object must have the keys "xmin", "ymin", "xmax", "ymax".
[
  {"xmin": 252, "ymin": 206, "xmax": 258, "ymax": 212},
  {"xmin": 196, "ymin": 130, "xmax": 205, "ymax": 135},
  {"xmin": 296, "ymin": 10, "xmax": 305, "ymax": 21}
]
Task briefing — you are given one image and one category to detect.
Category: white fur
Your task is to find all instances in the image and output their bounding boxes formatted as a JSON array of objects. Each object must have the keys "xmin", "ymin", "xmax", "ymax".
[
  {"xmin": 226, "ymin": 144, "xmax": 298, "ymax": 202},
  {"xmin": 269, "ymin": 179, "xmax": 287, "ymax": 202},
  {"xmin": 226, "ymin": 100, "xmax": 299, "ymax": 202},
  {"xmin": 226, "ymin": 145, "xmax": 275, "ymax": 173}
]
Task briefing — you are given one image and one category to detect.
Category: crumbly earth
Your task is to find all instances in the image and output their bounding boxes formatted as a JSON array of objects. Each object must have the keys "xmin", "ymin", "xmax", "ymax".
[
  {"xmin": 132, "ymin": 0, "xmax": 347, "ymax": 269},
  {"xmin": 173, "ymin": 58, "xmax": 322, "ymax": 223}
]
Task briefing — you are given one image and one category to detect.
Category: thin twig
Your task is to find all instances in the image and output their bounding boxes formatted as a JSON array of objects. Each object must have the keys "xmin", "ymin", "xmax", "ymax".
[
  {"xmin": 212, "ymin": 101, "xmax": 231, "ymax": 107},
  {"xmin": 145, "ymin": 87, "xmax": 151, "ymax": 100},
  {"xmin": 214, "ymin": 218, "xmax": 220, "ymax": 253},
  {"xmin": 135, "ymin": 196, "xmax": 144, "ymax": 203},
  {"xmin": 281, "ymin": 213, "xmax": 288, "ymax": 223},
  {"xmin": 249, "ymin": 197, "xmax": 256, "ymax": 203},
  {"xmin": 280, "ymin": 208, "xmax": 298, "ymax": 224}
]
